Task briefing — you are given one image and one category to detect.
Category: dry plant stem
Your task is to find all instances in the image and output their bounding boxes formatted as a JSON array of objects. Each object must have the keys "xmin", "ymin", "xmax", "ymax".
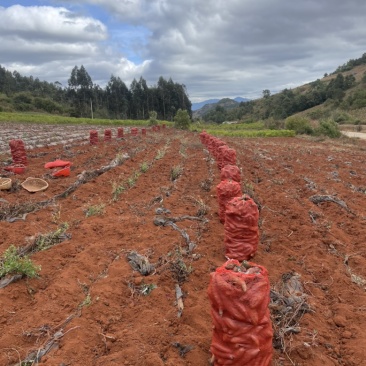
[
  {"xmin": 1, "ymin": 154, "xmax": 129, "ymax": 222},
  {"xmin": 56, "ymin": 154, "xmax": 129, "ymax": 199},
  {"xmin": 309, "ymin": 194, "xmax": 350, "ymax": 212},
  {"xmin": 176, "ymin": 284, "xmax": 184, "ymax": 317},
  {"xmin": 154, "ymin": 217, "xmax": 196, "ymax": 252}
]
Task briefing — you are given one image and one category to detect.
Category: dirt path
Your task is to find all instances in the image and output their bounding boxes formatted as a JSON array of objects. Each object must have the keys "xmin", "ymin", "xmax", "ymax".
[
  {"xmin": 342, "ymin": 131, "xmax": 366, "ymax": 139},
  {"xmin": 1, "ymin": 129, "xmax": 366, "ymax": 365}
]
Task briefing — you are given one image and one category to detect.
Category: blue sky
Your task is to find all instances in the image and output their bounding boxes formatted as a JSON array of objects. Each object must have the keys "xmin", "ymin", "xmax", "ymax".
[{"xmin": 1, "ymin": 1, "xmax": 366, "ymax": 102}]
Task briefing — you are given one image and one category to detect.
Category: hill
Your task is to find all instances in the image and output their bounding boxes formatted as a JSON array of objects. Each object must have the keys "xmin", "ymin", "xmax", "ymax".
[
  {"xmin": 192, "ymin": 96, "xmax": 249, "ymax": 111},
  {"xmin": 193, "ymin": 97, "xmax": 250, "ymax": 122},
  {"xmin": 198, "ymin": 53, "xmax": 366, "ymax": 125}
]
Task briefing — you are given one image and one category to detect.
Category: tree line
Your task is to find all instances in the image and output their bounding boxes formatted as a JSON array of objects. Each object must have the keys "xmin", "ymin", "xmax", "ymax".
[
  {"xmin": 0, "ymin": 64, "xmax": 192, "ymax": 120},
  {"xmin": 201, "ymin": 72, "xmax": 359, "ymax": 123}
]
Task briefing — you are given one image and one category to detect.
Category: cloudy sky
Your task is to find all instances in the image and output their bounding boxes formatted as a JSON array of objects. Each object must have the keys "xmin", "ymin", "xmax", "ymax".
[{"xmin": 1, "ymin": 0, "xmax": 366, "ymax": 102}]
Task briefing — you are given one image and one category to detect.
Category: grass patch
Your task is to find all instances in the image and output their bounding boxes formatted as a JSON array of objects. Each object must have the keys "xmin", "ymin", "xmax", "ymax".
[
  {"xmin": 204, "ymin": 129, "xmax": 296, "ymax": 138},
  {"xmin": 84, "ymin": 204, "xmax": 106, "ymax": 218},
  {"xmin": 0, "ymin": 111, "xmax": 156, "ymax": 126}
]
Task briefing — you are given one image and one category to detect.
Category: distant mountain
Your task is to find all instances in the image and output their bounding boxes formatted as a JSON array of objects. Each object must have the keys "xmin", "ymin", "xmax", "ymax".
[
  {"xmin": 191, "ymin": 96, "xmax": 249, "ymax": 111},
  {"xmin": 192, "ymin": 97, "xmax": 251, "ymax": 119},
  {"xmin": 191, "ymin": 99, "xmax": 220, "ymax": 111},
  {"xmin": 233, "ymin": 97, "xmax": 250, "ymax": 103}
]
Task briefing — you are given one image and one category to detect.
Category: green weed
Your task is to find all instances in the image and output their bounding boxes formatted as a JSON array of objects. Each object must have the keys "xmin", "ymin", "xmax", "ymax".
[
  {"xmin": 112, "ymin": 183, "xmax": 126, "ymax": 201},
  {"xmin": 0, "ymin": 245, "xmax": 41, "ymax": 279},
  {"xmin": 171, "ymin": 165, "xmax": 183, "ymax": 181},
  {"xmin": 79, "ymin": 294, "xmax": 92, "ymax": 308},
  {"xmin": 85, "ymin": 204, "xmax": 106, "ymax": 218},
  {"xmin": 155, "ymin": 148, "xmax": 166, "ymax": 160},
  {"xmin": 140, "ymin": 161, "xmax": 149, "ymax": 173}
]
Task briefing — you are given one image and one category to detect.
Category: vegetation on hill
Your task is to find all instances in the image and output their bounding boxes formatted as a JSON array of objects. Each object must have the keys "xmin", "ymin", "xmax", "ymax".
[
  {"xmin": 197, "ymin": 53, "xmax": 366, "ymax": 136},
  {"xmin": 0, "ymin": 65, "xmax": 191, "ymax": 121}
]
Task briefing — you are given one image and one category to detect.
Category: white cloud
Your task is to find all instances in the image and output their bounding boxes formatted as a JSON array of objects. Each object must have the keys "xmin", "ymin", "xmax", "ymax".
[
  {"xmin": 0, "ymin": 4, "xmax": 149, "ymax": 87},
  {"xmin": 2, "ymin": 1, "xmax": 366, "ymax": 101},
  {"xmin": 0, "ymin": 5, "xmax": 107, "ymax": 41}
]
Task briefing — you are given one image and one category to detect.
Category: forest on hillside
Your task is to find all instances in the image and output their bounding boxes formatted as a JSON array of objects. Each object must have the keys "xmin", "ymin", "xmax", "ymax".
[
  {"xmin": 200, "ymin": 53, "xmax": 366, "ymax": 124},
  {"xmin": 0, "ymin": 65, "xmax": 191, "ymax": 121}
]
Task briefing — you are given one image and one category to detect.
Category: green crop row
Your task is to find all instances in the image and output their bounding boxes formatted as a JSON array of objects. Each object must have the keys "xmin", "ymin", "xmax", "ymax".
[
  {"xmin": 0, "ymin": 112, "xmax": 172, "ymax": 127},
  {"xmin": 203, "ymin": 129, "xmax": 296, "ymax": 138},
  {"xmin": 199, "ymin": 121, "xmax": 266, "ymax": 130}
]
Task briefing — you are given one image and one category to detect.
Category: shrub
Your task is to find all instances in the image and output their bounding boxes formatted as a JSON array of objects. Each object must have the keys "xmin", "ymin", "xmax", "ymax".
[
  {"xmin": 331, "ymin": 110, "xmax": 353, "ymax": 124},
  {"xmin": 263, "ymin": 117, "xmax": 285, "ymax": 130},
  {"xmin": 174, "ymin": 109, "xmax": 191, "ymax": 130},
  {"xmin": 0, "ymin": 245, "xmax": 41, "ymax": 278},
  {"xmin": 148, "ymin": 110, "xmax": 158, "ymax": 126},
  {"xmin": 315, "ymin": 118, "xmax": 341, "ymax": 138},
  {"xmin": 285, "ymin": 116, "xmax": 313, "ymax": 135}
]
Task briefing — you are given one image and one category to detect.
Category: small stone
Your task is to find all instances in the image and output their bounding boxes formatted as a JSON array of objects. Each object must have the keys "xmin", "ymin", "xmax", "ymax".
[
  {"xmin": 134, "ymin": 276, "xmax": 143, "ymax": 286},
  {"xmin": 333, "ymin": 315, "xmax": 347, "ymax": 327},
  {"xmin": 342, "ymin": 331, "xmax": 352, "ymax": 339}
]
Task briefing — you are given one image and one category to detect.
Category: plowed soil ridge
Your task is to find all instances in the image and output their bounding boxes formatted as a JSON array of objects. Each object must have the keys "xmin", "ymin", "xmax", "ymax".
[{"xmin": 1, "ymin": 129, "xmax": 366, "ymax": 366}]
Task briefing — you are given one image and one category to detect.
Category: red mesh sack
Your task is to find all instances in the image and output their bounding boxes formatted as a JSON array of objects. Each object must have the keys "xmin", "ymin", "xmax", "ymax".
[
  {"xmin": 9, "ymin": 139, "xmax": 27, "ymax": 166},
  {"xmin": 220, "ymin": 165, "xmax": 241, "ymax": 183},
  {"xmin": 217, "ymin": 145, "xmax": 229, "ymax": 170},
  {"xmin": 208, "ymin": 137, "xmax": 220, "ymax": 155},
  {"xmin": 222, "ymin": 148, "xmax": 236, "ymax": 167},
  {"xmin": 90, "ymin": 130, "xmax": 98, "ymax": 145},
  {"xmin": 117, "ymin": 127, "xmax": 124, "ymax": 138},
  {"xmin": 206, "ymin": 136, "xmax": 215, "ymax": 151},
  {"xmin": 131, "ymin": 127, "xmax": 138, "ymax": 136},
  {"xmin": 216, "ymin": 180, "xmax": 242, "ymax": 224},
  {"xmin": 104, "ymin": 129, "xmax": 112, "ymax": 142},
  {"xmin": 44, "ymin": 160, "xmax": 72, "ymax": 169},
  {"xmin": 213, "ymin": 141, "xmax": 226, "ymax": 160},
  {"xmin": 207, "ymin": 259, "xmax": 273, "ymax": 366},
  {"xmin": 224, "ymin": 195, "xmax": 259, "ymax": 260},
  {"xmin": 199, "ymin": 131, "xmax": 208, "ymax": 144},
  {"xmin": 141, "ymin": 128, "xmax": 147, "ymax": 135}
]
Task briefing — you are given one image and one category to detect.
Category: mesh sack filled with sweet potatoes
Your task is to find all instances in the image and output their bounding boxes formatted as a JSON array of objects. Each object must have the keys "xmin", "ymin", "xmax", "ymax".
[
  {"xmin": 220, "ymin": 165, "xmax": 241, "ymax": 183},
  {"xmin": 9, "ymin": 139, "xmax": 27, "ymax": 166},
  {"xmin": 224, "ymin": 195, "xmax": 259, "ymax": 260},
  {"xmin": 213, "ymin": 140, "xmax": 227, "ymax": 160},
  {"xmin": 208, "ymin": 259, "xmax": 273, "ymax": 366},
  {"xmin": 216, "ymin": 145, "xmax": 229, "ymax": 171},
  {"xmin": 216, "ymin": 180, "xmax": 242, "ymax": 224},
  {"xmin": 221, "ymin": 148, "xmax": 236, "ymax": 169},
  {"xmin": 199, "ymin": 131, "xmax": 208, "ymax": 144},
  {"xmin": 89, "ymin": 130, "xmax": 99, "ymax": 145}
]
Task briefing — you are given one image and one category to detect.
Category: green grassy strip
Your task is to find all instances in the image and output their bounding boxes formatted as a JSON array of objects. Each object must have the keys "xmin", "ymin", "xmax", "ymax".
[
  {"xmin": 202, "ymin": 121, "xmax": 266, "ymax": 130},
  {"xmin": 0, "ymin": 112, "xmax": 172, "ymax": 127},
  {"xmin": 204, "ymin": 129, "xmax": 296, "ymax": 138}
]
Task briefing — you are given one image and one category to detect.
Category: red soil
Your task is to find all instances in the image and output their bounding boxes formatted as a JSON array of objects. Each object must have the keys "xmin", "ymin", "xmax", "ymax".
[{"xmin": 1, "ymin": 128, "xmax": 366, "ymax": 365}]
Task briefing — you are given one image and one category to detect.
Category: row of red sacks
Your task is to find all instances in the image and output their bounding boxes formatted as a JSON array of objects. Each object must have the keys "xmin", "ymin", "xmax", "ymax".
[
  {"xmin": 199, "ymin": 131, "xmax": 273, "ymax": 366},
  {"xmin": 89, "ymin": 125, "xmax": 164, "ymax": 144}
]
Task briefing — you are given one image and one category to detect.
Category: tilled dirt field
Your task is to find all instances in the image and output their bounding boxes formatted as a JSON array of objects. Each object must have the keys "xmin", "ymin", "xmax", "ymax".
[{"xmin": 1, "ymin": 126, "xmax": 366, "ymax": 366}]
